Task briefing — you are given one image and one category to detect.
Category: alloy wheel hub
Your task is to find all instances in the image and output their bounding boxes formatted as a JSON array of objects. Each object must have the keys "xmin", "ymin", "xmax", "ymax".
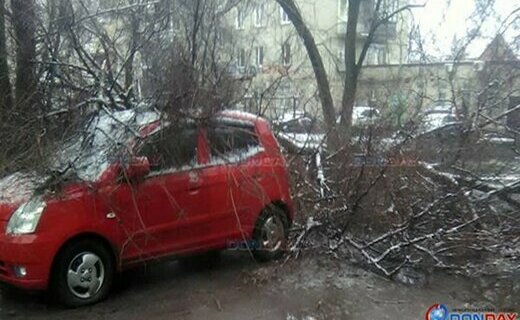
[{"xmin": 66, "ymin": 252, "xmax": 105, "ymax": 299}]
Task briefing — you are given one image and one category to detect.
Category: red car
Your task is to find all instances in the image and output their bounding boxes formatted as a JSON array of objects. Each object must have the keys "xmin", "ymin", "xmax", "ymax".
[{"xmin": 0, "ymin": 109, "xmax": 294, "ymax": 307}]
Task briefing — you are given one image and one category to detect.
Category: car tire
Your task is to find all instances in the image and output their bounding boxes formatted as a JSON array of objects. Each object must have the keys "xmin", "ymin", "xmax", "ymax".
[
  {"xmin": 51, "ymin": 239, "xmax": 114, "ymax": 308},
  {"xmin": 252, "ymin": 206, "xmax": 289, "ymax": 262}
]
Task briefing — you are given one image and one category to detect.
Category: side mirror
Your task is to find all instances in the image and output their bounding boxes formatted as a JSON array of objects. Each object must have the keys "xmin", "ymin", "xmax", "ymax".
[{"xmin": 122, "ymin": 157, "xmax": 150, "ymax": 180}]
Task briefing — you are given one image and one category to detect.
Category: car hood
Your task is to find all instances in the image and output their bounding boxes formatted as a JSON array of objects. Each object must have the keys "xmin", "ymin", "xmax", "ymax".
[{"xmin": 0, "ymin": 172, "xmax": 42, "ymax": 203}]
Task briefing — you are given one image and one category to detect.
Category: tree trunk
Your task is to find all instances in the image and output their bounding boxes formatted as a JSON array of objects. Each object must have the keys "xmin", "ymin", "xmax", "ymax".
[
  {"xmin": 11, "ymin": 0, "xmax": 37, "ymax": 113},
  {"xmin": 125, "ymin": 7, "xmax": 140, "ymax": 99},
  {"xmin": 190, "ymin": 0, "xmax": 202, "ymax": 68},
  {"xmin": 339, "ymin": 0, "xmax": 362, "ymax": 142},
  {"xmin": 0, "ymin": 0, "xmax": 12, "ymax": 114},
  {"xmin": 275, "ymin": 0, "xmax": 339, "ymax": 150}
]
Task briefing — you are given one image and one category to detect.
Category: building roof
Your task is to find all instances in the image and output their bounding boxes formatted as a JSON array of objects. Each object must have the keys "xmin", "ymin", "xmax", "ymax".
[{"xmin": 479, "ymin": 35, "xmax": 518, "ymax": 61}]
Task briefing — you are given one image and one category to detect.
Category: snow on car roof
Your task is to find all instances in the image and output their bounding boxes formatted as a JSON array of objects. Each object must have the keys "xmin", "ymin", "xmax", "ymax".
[
  {"xmin": 353, "ymin": 105, "xmax": 374, "ymax": 111},
  {"xmin": 54, "ymin": 108, "xmax": 162, "ymax": 182},
  {"xmin": 219, "ymin": 110, "xmax": 261, "ymax": 122},
  {"xmin": 424, "ymin": 103, "xmax": 454, "ymax": 114}
]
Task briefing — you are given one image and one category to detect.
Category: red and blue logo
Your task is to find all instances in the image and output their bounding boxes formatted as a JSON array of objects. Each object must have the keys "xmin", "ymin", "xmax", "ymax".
[
  {"xmin": 426, "ymin": 304, "xmax": 517, "ymax": 320},
  {"xmin": 426, "ymin": 304, "xmax": 449, "ymax": 320}
]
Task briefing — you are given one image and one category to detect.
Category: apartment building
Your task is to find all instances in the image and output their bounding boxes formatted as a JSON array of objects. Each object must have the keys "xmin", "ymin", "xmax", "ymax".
[
  {"xmin": 357, "ymin": 35, "xmax": 520, "ymax": 129},
  {"xmin": 227, "ymin": 0, "xmax": 412, "ymax": 119}
]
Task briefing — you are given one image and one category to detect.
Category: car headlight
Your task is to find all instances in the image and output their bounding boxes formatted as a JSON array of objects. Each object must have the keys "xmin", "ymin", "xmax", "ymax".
[{"xmin": 6, "ymin": 197, "xmax": 46, "ymax": 235}]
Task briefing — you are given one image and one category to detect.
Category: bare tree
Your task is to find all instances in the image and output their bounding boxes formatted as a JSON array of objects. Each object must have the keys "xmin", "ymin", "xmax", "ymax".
[
  {"xmin": 275, "ymin": 0, "xmax": 423, "ymax": 150},
  {"xmin": 0, "ymin": 0, "xmax": 12, "ymax": 114},
  {"xmin": 124, "ymin": 0, "xmax": 141, "ymax": 99},
  {"xmin": 274, "ymin": 0, "xmax": 339, "ymax": 149}
]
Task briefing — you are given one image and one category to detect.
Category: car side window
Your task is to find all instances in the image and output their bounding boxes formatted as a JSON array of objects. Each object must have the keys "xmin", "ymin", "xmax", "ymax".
[
  {"xmin": 138, "ymin": 127, "xmax": 198, "ymax": 172},
  {"xmin": 207, "ymin": 122, "xmax": 260, "ymax": 163}
]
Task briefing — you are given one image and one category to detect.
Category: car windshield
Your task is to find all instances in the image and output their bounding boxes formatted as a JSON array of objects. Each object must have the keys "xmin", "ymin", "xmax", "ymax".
[
  {"xmin": 52, "ymin": 109, "xmax": 161, "ymax": 182},
  {"xmin": 361, "ymin": 109, "xmax": 378, "ymax": 118},
  {"xmin": 353, "ymin": 107, "xmax": 377, "ymax": 118}
]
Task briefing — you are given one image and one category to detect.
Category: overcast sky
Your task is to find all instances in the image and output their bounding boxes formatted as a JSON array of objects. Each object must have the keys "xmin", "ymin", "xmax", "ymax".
[{"xmin": 411, "ymin": 0, "xmax": 519, "ymax": 58}]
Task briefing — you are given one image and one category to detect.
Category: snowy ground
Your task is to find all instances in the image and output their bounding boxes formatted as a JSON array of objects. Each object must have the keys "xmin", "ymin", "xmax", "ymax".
[{"xmin": 0, "ymin": 251, "xmax": 500, "ymax": 320}]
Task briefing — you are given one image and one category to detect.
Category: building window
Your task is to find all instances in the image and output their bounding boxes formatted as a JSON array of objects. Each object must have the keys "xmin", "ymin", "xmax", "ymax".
[
  {"xmin": 281, "ymin": 43, "xmax": 291, "ymax": 66},
  {"xmin": 280, "ymin": 7, "xmax": 290, "ymax": 25},
  {"xmin": 237, "ymin": 48, "xmax": 246, "ymax": 69},
  {"xmin": 281, "ymin": 98, "xmax": 294, "ymax": 111},
  {"xmin": 383, "ymin": 0, "xmax": 399, "ymax": 22},
  {"xmin": 336, "ymin": 49, "xmax": 346, "ymax": 70},
  {"xmin": 236, "ymin": 8, "xmax": 245, "ymax": 30},
  {"xmin": 337, "ymin": 49, "xmax": 345, "ymax": 63},
  {"xmin": 366, "ymin": 45, "xmax": 386, "ymax": 65},
  {"xmin": 338, "ymin": 0, "xmax": 348, "ymax": 21},
  {"xmin": 254, "ymin": 4, "xmax": 264, "ymax": 27},
  {"xmin": 255, "ymin": 46, "xmax": 264, "ymax": 68}
]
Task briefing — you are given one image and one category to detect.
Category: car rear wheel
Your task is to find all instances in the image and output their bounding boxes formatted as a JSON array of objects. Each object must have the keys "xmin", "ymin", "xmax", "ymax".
[
  {"xmin": 51, "ymin": 239, "xmax": 114, "ymax": 307},
  {"xmin": 252, "ymin": 206, "xmax": 289, "ymax": 262}
]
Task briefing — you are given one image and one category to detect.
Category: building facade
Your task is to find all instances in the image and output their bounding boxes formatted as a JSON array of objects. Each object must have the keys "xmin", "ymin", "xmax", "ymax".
[
  {"xmin": 226, "ymin": 0, "xmax": 411, "ymax": 120},
  {"xmin": 357, "ymin": 36, "xmax": 520, "ymax": 130}
]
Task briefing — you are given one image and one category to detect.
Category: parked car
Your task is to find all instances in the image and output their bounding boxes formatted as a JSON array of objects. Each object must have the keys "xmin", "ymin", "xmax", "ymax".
[
  {"xmin": 0, "ymin": 109, "xmax": 294, "ymax": 307},
  {"xmin": 273, "ymin": 111, "xmax": 326, "ymax": 153},
  {"xmin": 419, "ymin": 102, "xmax": 462, "ymax": 133},
  {"xmin": 335, "ymin": 106, "xmax": 381, "ymax": 127},
  {"xmin": 480, "ymin": 132, "xmax": 515, "ymax": 145},
  {"xmin": 352, "ymin": 106, "xmax": 381, "ymax": 126}
]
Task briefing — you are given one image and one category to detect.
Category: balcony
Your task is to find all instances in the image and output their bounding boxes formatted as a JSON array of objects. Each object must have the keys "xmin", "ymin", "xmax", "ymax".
[
  {"xmin": 337, "ymin": 19, "xmax": 397, "ymax": 43},
  {"xmin": 228, "ymin": 65, "xmax": 259, "ymax": 80}
]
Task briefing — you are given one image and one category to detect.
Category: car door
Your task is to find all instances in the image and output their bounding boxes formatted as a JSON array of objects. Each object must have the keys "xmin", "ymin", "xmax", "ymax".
[
  {"xmin": 200, "ymin": 120, "xmax": 264, "ymax": 246},
  {"xmin": 113, "ymin": 124, "xmax": 209, "ymax": 261}
]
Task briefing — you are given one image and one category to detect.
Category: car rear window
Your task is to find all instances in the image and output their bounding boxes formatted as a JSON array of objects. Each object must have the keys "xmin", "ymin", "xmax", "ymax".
[{"xmin": 207, "ymin": 122, "xmax": 261, "ymax": 163}]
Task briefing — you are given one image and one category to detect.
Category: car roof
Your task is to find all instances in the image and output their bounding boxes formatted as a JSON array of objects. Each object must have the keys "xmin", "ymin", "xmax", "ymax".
[
  {"xmin": 218, "ymin": 110, "xmax": 267, "ymax": 126},
  {"xmin": 137, "ymin": 109, "xmax": 266, "ymax": 137},
  {"xmin": 353, "ymin": 106, "xmax": 378, "ymax": 112},
  {"xmin": 219, "ymin": 109, "xmax": 261, "ymax": 121}
]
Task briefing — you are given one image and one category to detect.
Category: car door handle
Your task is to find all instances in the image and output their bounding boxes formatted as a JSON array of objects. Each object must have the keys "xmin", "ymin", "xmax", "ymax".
[
  {"xmin": 188, "ymin": 172, "xmax": 201, "ymax": 191},
  {"xmin": 188, "ymin": 184, "xmax": 200, "ymax": 191},
  {"xmin": 188, "ymin": 180, "xmax": 202, "ymax": 193}
]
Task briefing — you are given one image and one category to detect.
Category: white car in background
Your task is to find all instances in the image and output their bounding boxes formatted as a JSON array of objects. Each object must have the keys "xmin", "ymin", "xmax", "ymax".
[
  {"xmin": 336, "ymin": 106, "xmax": 381, "ymax": 127},
  {"xmin": 273, "ymin": 112, "xmax": 326, "ymax": 152},
  {"xmin": 352, "ymin": 106, "xmax": 381, "ymax": 126},
  {"xmin": 419, "ymin": 102, "xmax": 462, "ymax": 133}
]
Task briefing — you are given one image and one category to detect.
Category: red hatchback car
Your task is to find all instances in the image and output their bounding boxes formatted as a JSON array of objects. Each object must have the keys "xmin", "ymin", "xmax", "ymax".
[{"xmin": 0, "ymin": 109, "xmax": 294, "ymax": 307}]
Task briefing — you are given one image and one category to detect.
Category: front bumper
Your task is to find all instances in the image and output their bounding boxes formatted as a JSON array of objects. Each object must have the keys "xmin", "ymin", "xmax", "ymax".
[{"xmin": 0, "ymin": 222, "xmax": 57, "ymax": 290}]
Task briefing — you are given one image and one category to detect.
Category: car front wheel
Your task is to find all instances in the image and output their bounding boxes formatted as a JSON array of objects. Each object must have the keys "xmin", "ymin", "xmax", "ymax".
[{"xmin": 51, "ymin": 239, "xmax": 114, "ymax": 307}]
